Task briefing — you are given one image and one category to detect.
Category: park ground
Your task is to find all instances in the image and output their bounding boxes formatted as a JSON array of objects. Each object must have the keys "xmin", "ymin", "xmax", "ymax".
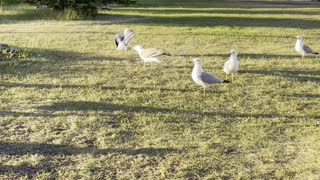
[{"xmin": 0, "ymin": 0, "xmax": 320, "ymax": 179}]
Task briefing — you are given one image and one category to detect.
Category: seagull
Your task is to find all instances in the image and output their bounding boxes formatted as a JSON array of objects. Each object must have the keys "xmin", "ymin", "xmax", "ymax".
[
  {"xmin": 223, "ymin": 49, "xmax": 239, "ymax": 81},
  {"xmin": 295, "ymin": 36, "xmax": 318, "ymax": 58},
  {"xmin": 192, "ymin": 58, "xmax": 229, "ymax": 94},
  {"xmin": 133, "ymin": 45, "xmax": 171, "ymax": 65},
  {"xmin": 115, "ymin": 28, "xmax": 135, "ymax": 51}
]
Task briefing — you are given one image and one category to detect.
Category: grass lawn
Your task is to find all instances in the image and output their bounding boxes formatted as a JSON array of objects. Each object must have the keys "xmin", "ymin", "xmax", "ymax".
[{"xmin": 1, "ymin": 0, "xmax": 320, "ymax": 179}]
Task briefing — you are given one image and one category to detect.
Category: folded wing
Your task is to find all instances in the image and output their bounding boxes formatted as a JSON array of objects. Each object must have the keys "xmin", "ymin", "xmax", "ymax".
[
  {"xmin": 140, "ymin": 49, "xmax": 165, "ymax": 58},
  {"xmin": 303, "ymin": 45, "xmax": 318, "ymax": 54},
  {"xmin": 200, "ymin": 72, "xmax": 224, "ymax": 84}
]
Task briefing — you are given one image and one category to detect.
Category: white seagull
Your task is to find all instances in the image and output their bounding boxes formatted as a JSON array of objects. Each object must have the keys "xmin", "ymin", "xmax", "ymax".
[
  {"xmin": 115, "ymin": 28, "xmax": 135, "ymax": 51},
  {"xmin": 192, "ymin": 58, "xmax": 229, "ymax": 94},
  {"xmin": 223, "ymin": 49, "xmax": 239, "ymax": 81},
  {"xmin": 133, "ymin": 45, "xmax": 171, "ymax": 65},
  {"xmin": 295, "ymin": 36, "xmax": 318, "ymax": 58}
]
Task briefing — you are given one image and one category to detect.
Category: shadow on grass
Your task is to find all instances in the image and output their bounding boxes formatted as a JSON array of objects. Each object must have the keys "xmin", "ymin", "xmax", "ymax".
[
  {"xmin": 0, "ymin": 48, "xmax": 128, "ymax": 77},
  {"xmin": 0, "ymin": 141, "xmax": 181, "ymax": 156},
  {"xmin": 0, "ymin": 110, "xmax": 57, "ymax": 118},
  {"xmin": 104, "ymin": 1, "xmax": 320, "ymax": 29},
  {"xmin": 29, "ymin": 48, "xmax": 126, "ymax": 62},
  {"xmin": 287, "ymin": 93, "xmax": 320, "ymax": 99},
  {"xmin": 237, "ymin": 0, "xmax": 320, "ymax": 8},
  {"xmin": 133, "ymin": 0, "xmax": 320, "ymax": 8},
  {"xmin": 2, "ymin": 3, "xmax": 320, "ymax": 29},
  {"xmin": 178, "ymin": 53, "xmax": 302, "ymax": 60},
  {"xmin": 0, "ymin": 159, "xmax": 55, "ymax": 179},
  {"xmin": 38, "ymin": 101, "xmax": 320, "ymax": 119},
  {"xmin": 241, "ymin": 69, "xmax": 320, "ymax": 83},
  {"xmin": 0, "ymin": 8, "xmax": 54, "ymax": 22},
  {"xmin": 0, "ymin": 6, "xmax": 145, "ymax": 24},
  {"xmin": 0, "ymin": 142, "xmax": 181, "ymax": 178},
  {"xmin": 0, "ymin": 82, "xmax": 194, "ymax": 93},
  {"xmin": 116, "ymin": 8, "xmax": 320, "ymax": 16},
  {"xmin": 139, "ymin": 15, "xmax": 320, "ymax": 29},
  {"xmin": 0, "ymin": 31, "xmax": 116, "ymax": 35}
]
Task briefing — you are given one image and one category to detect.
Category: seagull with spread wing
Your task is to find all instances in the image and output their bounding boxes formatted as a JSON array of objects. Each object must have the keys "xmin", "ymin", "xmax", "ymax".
[
  {"xmin": 115, "ymin": 28, "xmax": 135, "ymax": 51},
  {"xmin": 192, "ymin": 58, "xmax": 229, "ymax": 94},
  {"xmin": 295, "ymin": 36, "xmax": 318, "ymax": 58}
]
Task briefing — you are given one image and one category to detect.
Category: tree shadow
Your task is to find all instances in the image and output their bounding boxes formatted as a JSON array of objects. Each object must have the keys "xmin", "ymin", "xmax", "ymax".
[
  {"xmin": 38, "ymin": 101, "xmax": 320, "ymax": 119},
  {"xmin": 0, "ymin": 141, "xmax": 181, "ymax": 178},
  {"xmin": 0, "ymin": 31, "xmax": 115, "ymax": 35},
  {"xmin": 0, "ymin": 110, "xmax": 58, "ymax": 118},
  {"xmin": 0, "ymin": 82, "xmax": 194, "ymax": 93},
  {"xmin": 0, "ymin": 7, "xmax": 146, "ymax": 24},
  {"xmin": 287, "ymin": 93, "xmax": 320, "ymax": 99},
  {"xmin": 0, "ymin": 159, "xmax": 55, "ymax": 179},
  {"xmin": 104, "ymin": 0, "xmax": 320, "ymax": 29},
  {"xmin": 105, "ymin": 0, "xmax": 320, "ymax": 29},
  {"xmin": 239, "ymin": 53, "xmax": 302, "ymax": 60},
  {"xmin": 240, "ymin": 69, "xmax": 320, "ymax": 83},
  {"xmin": 0, "ymin": 8, "xmax": 54, "ymax": 22},
  {"xmin": 114, "ymin": 14, "xmax": 320, "ymax": 29},
  {"xmin": 1, "ymin": 2, "xmax": 319, "ymax": 29},
  {"xmin": 116, "ymin": 8, "xmax": 320, "ymax": 16},
  {"xmin": 0, "ymin": 142, "xmax": 181, "ymax": 156},
  {"xmin": 237, "ymin": 0, "xmax": 320, "ymax": 8},
  {"xmin": 29, "ymin": 48, "xmax": 126, "ymax": 62},
  {"xmin": 133, "ymin": 0, "xmax": 320, "ymax": 8},
  {"xmin": 0, "ymin": 47, "xmax": 128, "ymax": 77}
]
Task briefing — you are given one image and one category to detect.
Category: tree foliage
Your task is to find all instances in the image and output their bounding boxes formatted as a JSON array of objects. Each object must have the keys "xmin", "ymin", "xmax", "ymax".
[{"xmin": 24, "ymin": 0, "xmax": 135, "ymax": 17}]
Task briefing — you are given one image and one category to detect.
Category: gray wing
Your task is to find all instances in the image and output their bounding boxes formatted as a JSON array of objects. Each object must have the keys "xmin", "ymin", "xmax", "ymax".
[
  {"xmin": 200, "ymin": 72, "xmax": 224, "ymax": 84},
  {"xmin": 303, "ymin": 45, "xmax": 317, "ymax": 54},
  {"xmin": 0, "ymin": 44, "xmax": 19, "ymax": 53},
  {"xmin": 0, "ymin": 44, "xmax": 9, "ymax": 48},
  {"xmin": 123, "ymin": 29, "xmax": 135, "ymax": 46},
  {"xmin": 140, "ymin": 48, "xmax": 164, "ymax": 58},
  {"xmin": 115, "ymin": 33, "xmax": 124, "ymax": 47}
]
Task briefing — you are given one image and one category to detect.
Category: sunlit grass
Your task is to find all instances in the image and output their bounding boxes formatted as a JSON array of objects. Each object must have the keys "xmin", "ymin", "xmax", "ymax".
[{"xmin": 0, "ymin": 0, "xmax": 320, "ymax": 179}]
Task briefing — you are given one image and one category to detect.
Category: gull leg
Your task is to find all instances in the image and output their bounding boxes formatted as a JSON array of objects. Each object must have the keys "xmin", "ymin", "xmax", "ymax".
[
  {"xmin": 232, "ymin": 73, "xmax": 234, "ymax": 82},
  {"xmin": 203, "ymin": 87, "xmax": 206, "ymax": 95},
  {"xmin": 211, "ymin": 87, "xmax": 215, "ymax": 94},
  {"xmin": 225, "ymin": 74, "xmax": 228, "ymax": 80}
]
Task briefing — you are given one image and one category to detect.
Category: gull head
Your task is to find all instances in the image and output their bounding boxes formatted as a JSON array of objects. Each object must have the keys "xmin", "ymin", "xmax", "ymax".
[
  {"xmin": 193, "ymin": 58, "xmax": 203, "ymax": 66},
  {"xmin": 296, "ymin": 36, "xmax": 302, "ymax": 40},
  {"xmin": 229, "ymin": 49, "xmax": 238, "ymax": 55},
  {"xmin": 124, "ymin": 28, "xmax": 132, "ymax": 34},
  {"xmin": 133, "ymin": 45, "xmax": 143, "ymax": 52}
]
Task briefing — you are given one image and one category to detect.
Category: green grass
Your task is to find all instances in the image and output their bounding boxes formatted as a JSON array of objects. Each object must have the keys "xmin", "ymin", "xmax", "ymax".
[
  {"xmin": 1, "ymin": 0, "xmax": 320, "ymax": 179},
  {"xmin": 0, "ymin": 0, "xmax": 20, "ymax": 6}
]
